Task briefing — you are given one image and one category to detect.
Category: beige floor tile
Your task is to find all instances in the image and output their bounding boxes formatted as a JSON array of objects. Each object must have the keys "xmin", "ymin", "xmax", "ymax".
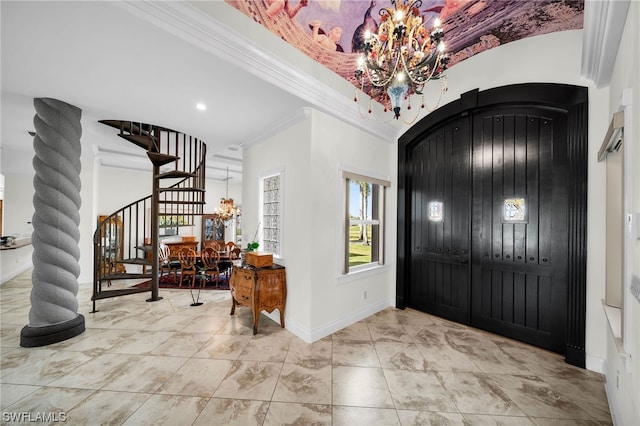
[
  {"xmin": 272, "ymin": 362, "xmax": 332, "ymax": 405},
  {"xmin": 192, "ymin": 398, "xmax": 269, "ymax": 426},
  {"xmin": 63, "ymin": 390, "xmax": 151, "ymax": 426},
  {"xmin": 333, "ymin": 366, "xmax": 394, "ymax": 408},
  {"xmin": 101, "ymin": 355, "xmax": 188, "ymax": 393},
  {"xmin": 121, "ymin": 394, "xmax": 208, "ymax": 426},
  {"xmin": 2, "ymin": 349, "xmax": 93, "ymax": 386},
  {"xmin": 213, "ymin": 360, "xmax": 282, "ymax": 400},
  {"xmin": 383, "ymin": 369, "xmax": 458, "ymax": 412},
  {"xmin": 375, "ymin": 342, "xmax": 429, "ymax": 371},
  {"xmin": 416, "ymin": 341, "xmax": 482, "ymax": 372},
  {"xmin": 0, "ymin": 272, "xmax": 613, "ymax": 426},
  {"xmin": 0, "ymin": 384, "xmax": 40, "ymax": 409},
  {"xmin": 0, "ymin": 324, "xmax": 24, "ymax": 347},
  {"xmin": 332, "ymin": 321, "xmax": 372, "ymax": 341},
  {"xmin": 333, "ymin": 340, "xmax": 381, "ymax": 367},
  {"xmin": 366, "ymin": 308, "xmax": 404, "ymax": 324},
  {"xmin": 488, "ymin": 374, "xmax": 594, "ymax": 420},
  {"xmin": 285, "ymin": 336, "xmax": 332, "ymax": 367},
  {"xmin": 237, "ymin": 333, "xmax": 292, "ymax": 362},
  {"xmin": 47, "ymin": 353, "xmax": 139, "ymax": 390},
  {"xmin": 530, "ymin": 418, "xmax": 612, "ymax": 426},
  {"xmin": 179, "ymin": 314, "xmax": 230, "ymax": 334},
  {"xmin": 463, "ymin": 414, "xmax": 536, "ymax": 425},
  {"xmin": 369, "ymin": 323, "xmax": 415, "ymax": 343},
  {"xmin": 403, "ymin": 323, "xmax": 450, "ymax": 348},
  {"xmin": 192, "ymin": 334, "xmax": 252, "ymax": 360},
  {"xmin": 156, "ymin": 358, "xmax": 234, "ymax": 397},
  {"xmin": 150, "ymin": 332, "xmax": 212, "ymax": 357},
  {"xmin": 436, "ymin": 371, "xmax": 525, "ymax": 417},
  {"xmin": 333, "ymin": 406, "xmax": 401, "ymax": 426},
  {"xmin": 1, "ymin": 386, "xmax": 94, "ymax": 421},
  {"xmin": 396, "ymin": 410, "xmax": 467, "ymax": 425},
  {"xmin": 456, "ymin": 345, "xmax": 533, "ymax": 375},
  {"xmin": 538, "ymin": 375, "xmax": 612, "ymax": 422},
  {"xmin": 109, "ymin": 330, "xmax": 174, "ymax": 355},
  {"xmin": 263, "ymin": 402, "xmax": 332, "ymax": 426}
]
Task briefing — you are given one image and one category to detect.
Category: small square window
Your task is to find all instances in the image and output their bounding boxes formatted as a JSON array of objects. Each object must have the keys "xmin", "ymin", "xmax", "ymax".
[
  {"xmin": 428, "ymin": 201, "xmax": 444, "ymax": 222},
  {"xmin": 503, "ymin": 197, "xmax": 526, "ymax": 222}
]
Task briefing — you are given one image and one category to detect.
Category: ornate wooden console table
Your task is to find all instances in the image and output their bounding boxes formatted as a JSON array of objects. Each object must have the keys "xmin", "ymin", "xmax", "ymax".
[{"xmin": 229, "ymin": 264, "xmax": 286, "ymax": 335}]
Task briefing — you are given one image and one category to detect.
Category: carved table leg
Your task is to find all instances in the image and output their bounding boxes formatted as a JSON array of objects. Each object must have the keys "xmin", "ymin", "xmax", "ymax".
[
  {"xmin": 253, "ymin": 310, "xmax": 260, "ymax": 335},
  {"xmin": 279, "ymin": 309, "xmax": 285, "ymax": 329},
  {"xmin": 230, "ymin": 297, "xmax": 236, "ymax": 316}
]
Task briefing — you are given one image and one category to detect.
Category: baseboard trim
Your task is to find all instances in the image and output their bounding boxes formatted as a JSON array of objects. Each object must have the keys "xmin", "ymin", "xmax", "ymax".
[
  {"xmin": 586, "ymin": 354, "xmax": 605, "ymax": 373},
  {"xmin": 270, "ymin": 299, "xmax": 391, "ymax": 343},
  {"xmin": 604, "ymin": 370, "xmax": 622, "ymax": 426}
]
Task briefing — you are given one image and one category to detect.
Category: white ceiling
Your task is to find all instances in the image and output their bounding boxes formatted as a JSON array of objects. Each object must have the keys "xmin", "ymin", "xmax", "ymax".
[{"xmin": 0, "ymin": 1, "xmax": 351, "ymax": 182}]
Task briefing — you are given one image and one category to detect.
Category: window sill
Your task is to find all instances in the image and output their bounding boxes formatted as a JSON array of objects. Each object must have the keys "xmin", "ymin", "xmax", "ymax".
[
  {"xmin": 337, "ymin": 264, "xmax": 389, "ymax": 284},
  {"xmin": 602, "ymin": 300, "xmax": 632, "ymax": 372}
]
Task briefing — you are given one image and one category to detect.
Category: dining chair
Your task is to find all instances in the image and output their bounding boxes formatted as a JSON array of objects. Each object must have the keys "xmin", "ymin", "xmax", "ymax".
[
  {"xmin": 200, "ymin": 247, "xmax": 221, "ymax": 287},
  {"xmin": 159, "ymin": 243, "xmax": 180, "ymax": 283},
  {"xmin": 177, "ymin": 247, "xmax": 199, "ymax": 288}
]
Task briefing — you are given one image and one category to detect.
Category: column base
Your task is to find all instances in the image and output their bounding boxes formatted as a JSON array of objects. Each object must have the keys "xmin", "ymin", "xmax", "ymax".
[{"xmin": 20, "ymin": 314, "xmax": 85, "ymax": 347}]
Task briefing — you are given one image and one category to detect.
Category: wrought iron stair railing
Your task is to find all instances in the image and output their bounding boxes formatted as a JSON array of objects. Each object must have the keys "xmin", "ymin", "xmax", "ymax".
[{"xmin": 92, "ymin": 120, "xmax": 206, "ymax": 311}]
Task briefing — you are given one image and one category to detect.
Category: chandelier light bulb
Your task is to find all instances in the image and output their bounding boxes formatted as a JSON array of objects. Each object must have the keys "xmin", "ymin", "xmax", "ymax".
[{"xmin": 353, "ymin": 0, "xmax": 450, "ymax": 121}]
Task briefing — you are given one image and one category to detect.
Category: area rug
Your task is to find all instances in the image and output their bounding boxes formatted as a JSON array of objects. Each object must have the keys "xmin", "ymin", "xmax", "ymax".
[{"xmin": 133, "ymin": 274, "xmax": 230, "ymax": 290}]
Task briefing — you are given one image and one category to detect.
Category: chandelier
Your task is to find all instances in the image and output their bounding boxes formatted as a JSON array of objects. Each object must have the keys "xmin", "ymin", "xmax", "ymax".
[
  {"xmin": 354, "ymin": 0, "xmax": 450, "ymax": 121},
  {"xmin": 214, "ymin": 167, "xmax": 239, "ymax": 224}
]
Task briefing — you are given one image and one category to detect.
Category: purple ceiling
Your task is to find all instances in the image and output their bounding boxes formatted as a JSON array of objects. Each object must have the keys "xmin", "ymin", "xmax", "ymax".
[{"xmin": 227, "ymin": 0, "xmax": 584, "ymax": 87}]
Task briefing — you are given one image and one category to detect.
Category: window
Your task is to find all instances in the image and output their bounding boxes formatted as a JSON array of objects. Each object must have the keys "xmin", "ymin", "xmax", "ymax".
[
  {"xmin": 260, "ymin": 173, "xmax": 282, "ymax": 257},
  {"xmin": 343, "ymin": 171, "xmax": 390, "ymax": 274}
]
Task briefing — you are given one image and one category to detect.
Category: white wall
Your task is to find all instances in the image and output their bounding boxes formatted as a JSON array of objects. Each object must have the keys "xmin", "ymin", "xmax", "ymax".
[
  {"xmin": 602, "ymin": 2, "xmax": 640, "ymax": 424},
  {"xmin": 243, "ymin": 110, "xmax": 314, "ymax": 333},
  {"xmin": 243, "ymin": 108, "xmax": 394, "ymax": 341},
  {"xmin": 0, "ymin": 171, "xmax": 34, "ymax": 283}
]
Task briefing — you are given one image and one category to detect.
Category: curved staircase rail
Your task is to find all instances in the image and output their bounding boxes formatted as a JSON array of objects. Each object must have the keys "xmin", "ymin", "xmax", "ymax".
[{"xmin": 92, "ymin": 120, "xmax": 206, "ymax": 311}]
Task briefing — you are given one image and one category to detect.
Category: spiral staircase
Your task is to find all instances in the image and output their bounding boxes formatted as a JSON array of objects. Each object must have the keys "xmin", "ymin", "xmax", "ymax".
[{"xmin": 91, "ymin": 120, "xmax": 206, "ymax": 312}]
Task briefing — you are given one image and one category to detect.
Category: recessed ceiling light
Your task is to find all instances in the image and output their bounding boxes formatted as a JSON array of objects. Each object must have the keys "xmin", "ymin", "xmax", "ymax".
[{"xmin": 196, "ymin": 103, "xmax": 207, "ymax": 111}]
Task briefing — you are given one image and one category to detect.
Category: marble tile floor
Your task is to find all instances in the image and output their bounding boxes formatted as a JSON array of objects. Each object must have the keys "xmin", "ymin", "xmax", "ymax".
[{"xmin": 1, "ymin": 270, "xmax": 612, "ymax": 425}]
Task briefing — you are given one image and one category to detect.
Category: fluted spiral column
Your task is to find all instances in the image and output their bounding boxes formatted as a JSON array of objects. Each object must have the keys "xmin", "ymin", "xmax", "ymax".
[{"xmin": 20, "ymin": 98, "xmax": 85, "ymax": 347}]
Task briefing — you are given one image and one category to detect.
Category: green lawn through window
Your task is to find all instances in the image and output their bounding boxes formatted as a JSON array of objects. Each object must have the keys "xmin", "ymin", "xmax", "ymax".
[{"xmin": 349, "ymin": 225, "xmax": 372, "ymax": 267}]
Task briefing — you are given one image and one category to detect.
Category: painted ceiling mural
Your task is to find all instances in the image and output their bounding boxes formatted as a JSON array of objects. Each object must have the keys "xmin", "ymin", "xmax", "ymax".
[{"xmin": 226, "ymin": 0, "xmax": 584, "ymax": 96}]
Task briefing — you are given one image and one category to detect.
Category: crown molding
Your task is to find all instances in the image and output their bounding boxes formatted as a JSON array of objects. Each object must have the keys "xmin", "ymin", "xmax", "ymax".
[
  {"xmin": 581, "ymin": 0, "xmax": 630, "ymax": 88},
  {"xmin": 118, "ymin": 1, "xmax": 399, "ymax": 143}
]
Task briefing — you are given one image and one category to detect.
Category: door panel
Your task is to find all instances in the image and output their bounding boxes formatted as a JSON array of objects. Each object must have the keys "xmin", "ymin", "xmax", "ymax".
[
  {"xmin": 409, "ymin": 118, "xmax": 470, "ymax": 323},
  {"xmin": 471, "ymin": 108, "xmax": 567, "ymax": 353}
]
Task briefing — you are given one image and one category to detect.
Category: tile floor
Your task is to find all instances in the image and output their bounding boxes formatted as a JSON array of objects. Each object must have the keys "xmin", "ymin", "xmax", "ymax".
[{"xmin": 1, "ymin": 270, "xmax": 612, "ymax": 425}]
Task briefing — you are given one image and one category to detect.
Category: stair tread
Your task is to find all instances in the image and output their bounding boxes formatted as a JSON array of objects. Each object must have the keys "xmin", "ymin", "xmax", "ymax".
[
  {"xmin": 120, "ymin": 258, "xmax": 152, "ymax": 266},
  {"xmin": 92, "ymin": 287, "xmax": 150, "ymax": 300},
  {"xmin": 99, "ymin": 120, "xmax": 152, "ymax": 136},
  {"xmin": 159, "ymin": 200, "xmax": 205, "ymax": 205},
  {"xmin": 100, "ymin": 272, "xmax": 152, "ymax": 281},
  {"xmin": 156, "ymin": 171, "xmax": 196, "ymax": 179},
  {"xmin": 148, "ymin": 152, "xmax": 178, "ymax": 167},
  {"xmin": 159, "ymin": 187, "xmax": 205, "ymax": 193}
]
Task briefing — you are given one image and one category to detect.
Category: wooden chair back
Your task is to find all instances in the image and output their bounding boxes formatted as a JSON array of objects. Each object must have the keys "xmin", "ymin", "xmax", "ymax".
[{"xmin": 177, "ymin": 247, "xmax": 198, "ymax": 287}]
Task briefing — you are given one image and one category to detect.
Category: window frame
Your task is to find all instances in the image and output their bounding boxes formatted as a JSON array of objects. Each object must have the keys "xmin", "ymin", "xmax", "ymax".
[
  {"xmin": 342, "ymin": 170, "xmax": 390, "ymax": 275},
  {"xmin": 258, "ymin": 170, "xmax": 284, "ymax": 259}
]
